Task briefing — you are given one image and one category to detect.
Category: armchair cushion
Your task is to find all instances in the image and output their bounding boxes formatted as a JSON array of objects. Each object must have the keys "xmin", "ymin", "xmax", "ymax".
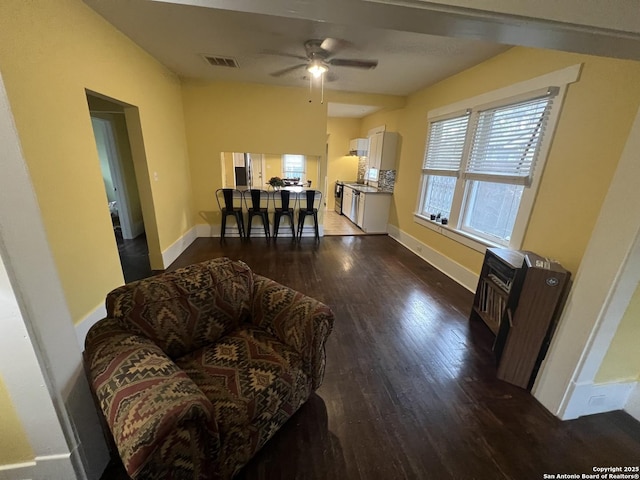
[
  {"xmin": 176, "ymin": 326, "xmax": 310, "ymax": 429},
  {"xmin": 105, "ymin": 258, "xmax": 254, "ymax": 359},
  {"xmin": 175, "ymin": 325, "xmax": 312, "ymax": 477}
]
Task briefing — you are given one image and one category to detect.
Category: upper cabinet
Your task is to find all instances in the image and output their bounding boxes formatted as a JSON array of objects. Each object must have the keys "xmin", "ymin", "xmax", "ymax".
[
  {"xmin": 349, "ymin": 138, "xmax": 369, "ymax": 155},
  {"xmin": 367, "ymin": 132, "xmax": 399, "ymax": 178}
]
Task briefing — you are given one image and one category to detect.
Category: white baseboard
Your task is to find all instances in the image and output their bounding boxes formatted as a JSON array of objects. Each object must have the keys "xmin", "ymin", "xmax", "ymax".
[
  {"xmin": 560, "ymin": 380, "xmax": 637, "ymax": 420},
  {"xmin": 624, "ymin": 383, "xmax": 640, "ymax": 421},
  {"xmin": 162, "ymin": 226, "xmax": 197, "ymax": 268},
  {"xmin": 387, "ymin": 224, "xmax": 478, "ymax": 292},
  {"xmin": 195, "ymin": 223, "xmax": 323, "ymax": 238},
  {"xmin": 75, "ymin": 302, "xmax": 106, "ymax": 350},
  {"xmin": 0, "ymin": 453, "xmax": 77, "ymax": 480},
  {"xmin": 196, "ymin": 223, "xmax": 221, "ymax": 237}
]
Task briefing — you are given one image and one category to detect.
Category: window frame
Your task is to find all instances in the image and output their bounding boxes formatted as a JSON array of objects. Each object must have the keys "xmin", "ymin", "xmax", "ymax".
[
  {"xmin": 414, "ymin": 64, "xmax": 581, "ymax": 252},
  {"xmin": 282, "ymin": 154, "xmax": 306, "ymax": 180}
]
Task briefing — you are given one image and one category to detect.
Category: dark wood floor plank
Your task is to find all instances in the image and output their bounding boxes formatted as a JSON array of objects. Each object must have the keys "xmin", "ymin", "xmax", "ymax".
[{"xmin": 100, "ymin": 235, "xmax": 640, "ymax": 480}]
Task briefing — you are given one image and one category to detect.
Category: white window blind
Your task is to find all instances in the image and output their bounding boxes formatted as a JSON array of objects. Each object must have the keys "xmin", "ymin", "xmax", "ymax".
[
  {"xmin": 423, "ymin": 113, "xmax": 469, "ymax": 177},
  {"xmin": 283, "ymin": 154, "xmax": 305, "ymax": 177},
  {"xmin": 464, "ymin": 88, "xmax": 558, "ymax": 186}
]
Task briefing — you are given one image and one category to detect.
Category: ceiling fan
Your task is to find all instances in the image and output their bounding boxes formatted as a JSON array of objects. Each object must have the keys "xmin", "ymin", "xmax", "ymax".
[{"xmin": 267, "ymin": 38, "xmax": 378, "ymax": 79}]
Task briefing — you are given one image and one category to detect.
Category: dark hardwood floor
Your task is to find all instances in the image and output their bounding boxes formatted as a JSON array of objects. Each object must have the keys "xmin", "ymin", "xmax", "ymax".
[
  {"xmin": 115, "ymin": 230, "xmax": 152, "ymax": 283},
  {"xmin": 101, "ymin": 235, "xmax": 640, "ymax": 480}
]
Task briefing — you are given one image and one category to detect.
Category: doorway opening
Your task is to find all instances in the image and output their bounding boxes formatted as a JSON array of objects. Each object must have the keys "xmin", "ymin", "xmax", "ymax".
[
  {"xmin": 221, "ymin": 152, "xmax": 266, "ymax": 189},
  {"xmin": 87, "ymin": 93, "xmax": 151, "ymax": 282}
]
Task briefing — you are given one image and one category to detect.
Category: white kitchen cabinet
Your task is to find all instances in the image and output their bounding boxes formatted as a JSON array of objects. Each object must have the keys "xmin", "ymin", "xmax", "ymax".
[
  {"xmin": 358, "ymin": 192, "xmax": 392, "ymax": 233},
  {"xmin": 349, "ymin": 138, "xmax": 369, "ymax": 154},
  {"xmin": 367, "ymin": 133, "xmax": 382, "ymax": 171},
  {"xmin": 367, "ymin": 132, "xmax": 399, "ymax": 177}
]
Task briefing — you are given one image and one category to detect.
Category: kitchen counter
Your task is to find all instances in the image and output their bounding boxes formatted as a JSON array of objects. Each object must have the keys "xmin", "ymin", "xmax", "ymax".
[{"xmin": 344, "ymin": 183, "xmax": 393, "ymax": 194}]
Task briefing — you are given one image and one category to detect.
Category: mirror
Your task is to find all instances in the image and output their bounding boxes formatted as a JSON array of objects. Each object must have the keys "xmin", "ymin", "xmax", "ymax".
[{"xmin": 221, "ymin": 152, "xmax": 321, "ymax": 191}]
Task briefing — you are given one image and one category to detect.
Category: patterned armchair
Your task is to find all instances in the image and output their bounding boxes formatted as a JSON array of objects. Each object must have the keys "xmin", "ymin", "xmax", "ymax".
[{"xmin": 84, "ymin": 258, "xmax": 334, "ymax": 480}]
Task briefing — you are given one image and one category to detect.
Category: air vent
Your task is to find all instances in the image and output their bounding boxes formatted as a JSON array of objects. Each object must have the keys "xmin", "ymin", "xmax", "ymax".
[{"xmin": 202, "ymin": 55, "xmax": 239, "ymax": 68}]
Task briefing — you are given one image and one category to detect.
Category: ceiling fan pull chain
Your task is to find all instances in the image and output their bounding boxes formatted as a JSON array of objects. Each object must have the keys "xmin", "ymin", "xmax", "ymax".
[{"xmin": 321, "ymin": 73, "xmax": 324, "ymax": 104}]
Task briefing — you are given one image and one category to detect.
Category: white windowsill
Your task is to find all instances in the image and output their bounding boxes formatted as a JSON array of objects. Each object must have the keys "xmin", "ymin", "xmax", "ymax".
[{"xmin": 413, "ymin": 213, "xmax": 501, "ymax": 253}]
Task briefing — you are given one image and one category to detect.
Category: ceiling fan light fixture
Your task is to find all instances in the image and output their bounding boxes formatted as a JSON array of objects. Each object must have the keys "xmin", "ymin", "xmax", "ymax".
[{"xmin": 307, "ymin": 60, "xmax": 328, "ymax": 78}]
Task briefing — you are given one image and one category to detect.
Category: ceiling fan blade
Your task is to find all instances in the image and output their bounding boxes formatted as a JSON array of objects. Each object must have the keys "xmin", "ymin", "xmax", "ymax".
[
  {"xmin": 325, "ymin": 72, "xmax": 339, "ymax": 83},
  {"xmin": 261, "ymin": 49, "xmax": 308, "ymax": 61},
  {"xmin": 320, "ymin": 38, "xmax": 350, "ymax": 55},
  {"xmin": 328, "ymin": 58, "xmax": 378, "ymax": 69},
  {"xmin": 270, "ymin": 64, "xmax": 306, "ymax": 77}
]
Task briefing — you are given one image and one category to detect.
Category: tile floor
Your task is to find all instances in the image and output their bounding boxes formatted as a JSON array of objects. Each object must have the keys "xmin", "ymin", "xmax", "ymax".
[{"xmin": 322, "ymin": 209, "xmax": 365, "ymax": 236}]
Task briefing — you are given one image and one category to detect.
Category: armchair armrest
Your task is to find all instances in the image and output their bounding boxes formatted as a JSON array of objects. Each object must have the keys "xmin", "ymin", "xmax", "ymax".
[
  {"xmin": 250, "ymin": 275, "xmax": 334, "ymax": 390},
  {"xmin": 84, "ymin": 318, "xmax": 220, "ymax": 479}
]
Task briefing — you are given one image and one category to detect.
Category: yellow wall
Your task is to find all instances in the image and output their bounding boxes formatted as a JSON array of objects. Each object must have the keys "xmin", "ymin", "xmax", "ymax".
[
  {"xmin": 0, "ymin": 376, "xmax": 33, "ymax": 464},
  {"xmin": 327, "ymin": 118, "xmax": 362, "ymax": 210},
  {"xmin": 596, "ymin": 282, "xmax": 640, "ymax": 383},
  {"xmin": 360, "ymin": 109, "xmax": 403, "ymax": 136},
  {"xmin": 0, "ymin": 0, "xmax": 194, "ymax": 322},
  {"xmin": 304, "ymin": 155, "xmax": 320, "ymax": 188},
  {"xmin": 360, "ymin": 47, "xmax": 640, "ymax": 276}
]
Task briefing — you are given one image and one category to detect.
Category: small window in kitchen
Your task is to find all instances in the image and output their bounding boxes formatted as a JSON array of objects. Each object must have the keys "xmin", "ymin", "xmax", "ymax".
[{"xmin": 282, "ymin": 154, "xmax": 306, "ymax": 181}]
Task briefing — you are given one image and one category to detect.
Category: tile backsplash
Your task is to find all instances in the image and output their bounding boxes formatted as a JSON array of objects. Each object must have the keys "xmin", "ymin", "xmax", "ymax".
[{"xmin": 378, "ymin": 170, "xmax": 396, "ymax": 192}]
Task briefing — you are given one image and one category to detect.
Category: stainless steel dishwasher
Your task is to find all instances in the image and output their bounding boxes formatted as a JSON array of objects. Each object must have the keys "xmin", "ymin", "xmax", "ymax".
[{"xmin": 351, "ymin": 189, "xmax": 360, "ymax": 224}]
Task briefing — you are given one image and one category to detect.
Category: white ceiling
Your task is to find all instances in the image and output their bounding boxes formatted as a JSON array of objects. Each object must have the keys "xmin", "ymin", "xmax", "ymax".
[
  {"xmin": 84, "ymin": 0, "xmax": 640, "ymax": 117},
  {"xmin": 327, "ymin": 104, "xmax": 382, "ymax": 118},
  {"xmin": 84, "ymin": 0, "xmax": 509, "ymax": 98}
]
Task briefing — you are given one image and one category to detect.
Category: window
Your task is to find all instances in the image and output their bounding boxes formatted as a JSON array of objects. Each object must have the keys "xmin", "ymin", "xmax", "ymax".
[
  {"xmin": 421, "ymin": 113, "xmax": 469, "ymax": 219},
  {"xmin": 417, "ymin": 86, "xmax": 561, "ymax": 248},
  {"xmin": 282, "ymin": 154, "xmax": 305, "ymax": 180}
]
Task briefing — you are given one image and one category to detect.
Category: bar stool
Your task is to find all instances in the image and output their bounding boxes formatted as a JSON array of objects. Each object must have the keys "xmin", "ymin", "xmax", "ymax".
[
  {"xmin": 215, "ymin": 188, "xmax": 245, "ymax": 240},
  {"xmin": 297, "ymin": 189, "xmax": 322, "ymax": 241},
  {"xmin": 243, "ymin": 189, "xmax": 270, "ymax": 239},
  {"xmin": 272, "ymin": 189, "xmax": 296, "ymax": 239}
]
